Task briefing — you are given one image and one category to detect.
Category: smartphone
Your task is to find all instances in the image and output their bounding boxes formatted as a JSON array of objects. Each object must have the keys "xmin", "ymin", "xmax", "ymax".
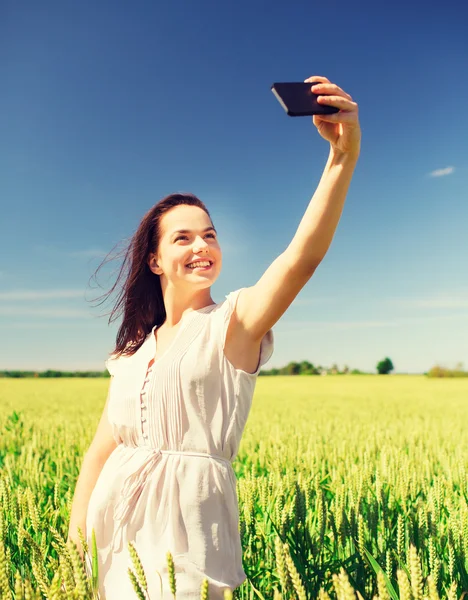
[{"xmin": 271, "ymin": 82, "xmax": 340, "ymax": 117}]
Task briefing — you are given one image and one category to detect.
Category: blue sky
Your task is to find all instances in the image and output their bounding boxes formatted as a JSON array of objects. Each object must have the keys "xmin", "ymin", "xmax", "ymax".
[{"xmin": 1, "ymin": 0, "xmax": 467, "ymax": 374}]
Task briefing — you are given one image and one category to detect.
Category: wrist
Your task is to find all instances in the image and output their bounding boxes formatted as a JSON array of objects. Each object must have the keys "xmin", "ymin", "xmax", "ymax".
[{"xmin": 329, "ymin": 146, "xmax": 360, "ymax": 165}]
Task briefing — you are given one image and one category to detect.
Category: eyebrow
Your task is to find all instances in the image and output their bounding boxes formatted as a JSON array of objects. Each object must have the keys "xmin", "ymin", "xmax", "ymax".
[{"xmin": 171, "ymin": 226, "xmax": 217, "ymax": 237}]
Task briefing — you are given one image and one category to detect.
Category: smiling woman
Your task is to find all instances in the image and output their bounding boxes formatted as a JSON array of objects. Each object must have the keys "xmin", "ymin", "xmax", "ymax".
[
  {"xmin": 77, "ymin": 192, "xmax": 274, "ymax": 599},
  {"xmin": 74, "ymin": 70, "xmax": 360, "ymax": 598}
]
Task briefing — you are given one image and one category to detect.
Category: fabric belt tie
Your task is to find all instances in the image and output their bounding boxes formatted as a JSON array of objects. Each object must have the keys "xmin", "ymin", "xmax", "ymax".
[{"xmin": 111, "ymin": 447, "xmax": 232, "ymax": 553}]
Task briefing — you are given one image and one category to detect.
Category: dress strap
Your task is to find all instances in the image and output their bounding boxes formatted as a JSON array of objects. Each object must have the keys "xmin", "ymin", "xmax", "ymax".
[{"xmin": 160, "ymin": 449, "xmax": 232, "ymax": 467}]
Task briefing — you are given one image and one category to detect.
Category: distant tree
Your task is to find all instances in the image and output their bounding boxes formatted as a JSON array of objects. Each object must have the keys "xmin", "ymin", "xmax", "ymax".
[
  {"xmin": 299, "ymin": 360, "xmax": 314, "ymax": 374},
  {"xmin": 377, "ymin": 357, "xmax": 394, "ymax": 375},
  {"xmin": 427, "ymin": 362, "xmax": 468, "ymax": 378},
  {"xmin": 284, "ymin": 362, "xmax": 301, "ymax": 375}
]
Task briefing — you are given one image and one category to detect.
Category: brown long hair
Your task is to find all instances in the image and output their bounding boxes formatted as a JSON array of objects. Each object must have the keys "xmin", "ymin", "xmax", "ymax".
[{"xmin": 90, "ymin": 193, "xmax": 214, "ymax": 360}]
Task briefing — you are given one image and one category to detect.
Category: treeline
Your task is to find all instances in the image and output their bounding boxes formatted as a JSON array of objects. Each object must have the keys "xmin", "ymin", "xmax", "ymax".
[
  {"xmin": 260, "ymin": 361, "xmax": 360, "ymax": 376},
  {"xmin": 259, "ymin": 359, "xmax": 468, "ymax": 378},
  {"xmin": 260, "ymin": 357, "xmax": 395, "ymax": 376},
  {"xmin": 0, "ymin": 370, "xmax": 110, "ymax": 378},
  {"xmin": 0, "ymin": 360, "xmax": 466, "ymax": 378},
  {"xmin": 260, "ymin": 364, "xmax": 468, "ymax": 377}
]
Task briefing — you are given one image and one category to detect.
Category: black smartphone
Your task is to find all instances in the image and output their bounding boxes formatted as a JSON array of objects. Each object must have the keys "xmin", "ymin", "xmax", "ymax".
[{"xmin": 271, "ymin": 82, "xmax": 340, "ymax": 117}]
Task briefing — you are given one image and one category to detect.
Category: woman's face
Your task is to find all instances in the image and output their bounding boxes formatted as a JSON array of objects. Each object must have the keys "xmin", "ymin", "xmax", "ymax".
[{"xmin": 148, "ymin": 204, "xmax": 222, "ymax": 289}]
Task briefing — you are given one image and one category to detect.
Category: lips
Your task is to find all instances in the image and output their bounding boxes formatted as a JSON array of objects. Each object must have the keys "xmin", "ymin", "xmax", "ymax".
[{"xmin": 185, "ymin": 260, "xmax": 214, "ymax": 267}]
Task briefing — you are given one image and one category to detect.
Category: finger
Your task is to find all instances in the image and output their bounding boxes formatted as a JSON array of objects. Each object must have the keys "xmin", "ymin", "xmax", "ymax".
[
  {"xmin": 315, "ymin": 109, "xmax": 358, "ymax": 123},
  {"xmin": 312, "ymin": 83, "xmax": 353, "ymax": 101},
  {"xmin": 304, "ymin": 75, "xmax": 330, "ymax": 83},
  {"xmin": 317, "ymin": 96, "xmax": 358, "ymax": 112}
]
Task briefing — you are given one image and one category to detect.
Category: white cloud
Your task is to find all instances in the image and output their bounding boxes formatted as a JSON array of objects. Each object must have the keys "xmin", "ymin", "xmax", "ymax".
[
  {"xmin": 387, "ymin": 292, "xmax": 468, "ymax": 309},
  {"xmin": 0, "ymin": 306, "xmax": 92, "ymax": 318},
  {"xmin": 0, "ymin": 289, "xmax": 85, "ymax": 301},
  {"xmin": 278, "ymin": 312, "xmax": 468, "ymax": 332},
  {"xmin": 428, "ymin": 166, "xmax": 455, "ymax": 177},
  {"xmin": 32, "ymin": 244, "xmax": 109, "ymax": 259},
  {"xmin": 290, "ymin": 296, "xmax": 335, "ymax": 306},
  {"xmin": 1, "ymin": 320, "xmax": 103, "ymax": 329},
  {"xmin": 68, "ymin": 248, "xmax": 108, "ymax": 258}
]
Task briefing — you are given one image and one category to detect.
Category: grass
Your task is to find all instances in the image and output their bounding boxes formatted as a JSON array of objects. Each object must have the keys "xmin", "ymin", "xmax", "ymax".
[{"xmin": 0, "ymin": 375, "xmax": 467, "ymax": 599}]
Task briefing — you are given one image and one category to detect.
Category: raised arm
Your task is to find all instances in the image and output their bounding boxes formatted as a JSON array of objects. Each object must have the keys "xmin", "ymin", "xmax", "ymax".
[{"xmin": 236, "ymin": 75, "xmax": 361, "ymax": 341}]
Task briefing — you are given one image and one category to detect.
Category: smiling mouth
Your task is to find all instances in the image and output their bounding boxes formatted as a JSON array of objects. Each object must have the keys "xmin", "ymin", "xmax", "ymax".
[{"xmin": 185, "ymin": 260, "xmax": 214, "ymax": 270}]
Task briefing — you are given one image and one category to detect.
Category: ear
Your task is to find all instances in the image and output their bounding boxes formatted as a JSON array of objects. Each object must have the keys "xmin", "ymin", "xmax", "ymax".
[{"xmin": 147, "ymin": 253, "xmax": 162, "ymax": 275}]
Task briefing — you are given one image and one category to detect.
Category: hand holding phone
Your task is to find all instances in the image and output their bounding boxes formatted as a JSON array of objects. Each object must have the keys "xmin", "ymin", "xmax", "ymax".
[{"xmin": 271, "ymin": 82, "xmax": 340, "ymax": 117}]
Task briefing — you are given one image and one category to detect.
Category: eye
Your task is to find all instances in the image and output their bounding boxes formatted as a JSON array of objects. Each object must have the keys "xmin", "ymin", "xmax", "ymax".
[{"xmin": 175, "ymin": 233, "xmax": 216, "ymax": 242}]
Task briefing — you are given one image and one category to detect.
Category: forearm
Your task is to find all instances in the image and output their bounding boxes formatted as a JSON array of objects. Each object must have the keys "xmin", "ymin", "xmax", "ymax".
[
  {"xmin": 287, "ymin": 147, "xmax": 359, "ymax": 269},
  {"xmin": 67, "ymin": 453, "xmax": 107, "ymax": 544}
]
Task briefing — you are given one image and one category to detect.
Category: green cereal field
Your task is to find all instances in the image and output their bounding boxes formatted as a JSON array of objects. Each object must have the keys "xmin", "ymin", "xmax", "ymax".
[{"xmin": 1, "ymin": 375, "xmax": 468, "ymax": 600}]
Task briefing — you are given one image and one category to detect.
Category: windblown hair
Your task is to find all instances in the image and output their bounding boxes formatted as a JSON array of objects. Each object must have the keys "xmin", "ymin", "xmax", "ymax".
[{"xmin": 90, "ymin": 193, "xmax": 214, "ymax": 360}]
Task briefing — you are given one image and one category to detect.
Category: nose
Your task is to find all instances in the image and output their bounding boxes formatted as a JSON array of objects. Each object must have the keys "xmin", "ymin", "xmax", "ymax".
[{"xmin": 193, "ymin": 236, "xmax": 209, "ymax": 251}]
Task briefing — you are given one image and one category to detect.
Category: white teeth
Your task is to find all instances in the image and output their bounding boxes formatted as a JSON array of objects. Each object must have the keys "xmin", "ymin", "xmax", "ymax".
[{"xmin": 187, "ymin": 261, "xmax": 211, "ymax": 269}]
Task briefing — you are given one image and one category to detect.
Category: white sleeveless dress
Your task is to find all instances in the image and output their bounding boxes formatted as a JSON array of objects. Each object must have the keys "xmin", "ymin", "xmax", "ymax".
[{"xmin": 85, "ymin": 288, "xmax": 274, "ymax": 599}]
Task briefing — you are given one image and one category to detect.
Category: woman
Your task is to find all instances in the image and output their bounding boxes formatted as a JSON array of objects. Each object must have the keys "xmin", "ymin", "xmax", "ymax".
[{"xmin": 68, "ymin": 74, "xmax": 361, "ymax": 599}]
